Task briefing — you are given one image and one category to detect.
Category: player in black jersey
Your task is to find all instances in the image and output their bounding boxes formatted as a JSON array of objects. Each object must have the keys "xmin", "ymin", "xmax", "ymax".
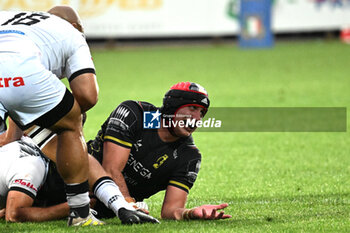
[{"xmin": 88, "ymin": 82, "xmax": 231, "ymax": 220}]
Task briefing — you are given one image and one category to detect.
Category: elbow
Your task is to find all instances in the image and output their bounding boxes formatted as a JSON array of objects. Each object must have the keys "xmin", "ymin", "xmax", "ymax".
[
  {"xmin": 85, "ymin": 94, "xmax": 98, "ymax": 110},
  {"xmin": 160, "ymin": 211, "xmax": 168, "ymax": 220},
  {"xmin": 78, "ymin": 94, "xmax": 98, "ymax": 113},
  {"xmin": 160, "ymin": 209, "xmax": 177, "ymax": 220},
  {"xmin": 104, "ymin": 166, "xmax": 122, "ymax": 178}
]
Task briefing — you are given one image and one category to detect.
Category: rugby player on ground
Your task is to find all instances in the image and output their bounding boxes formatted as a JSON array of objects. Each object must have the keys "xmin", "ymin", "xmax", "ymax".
[
  {"xmin": 88, "ymin": 81, "xmax": 232, "ymax": 220},
  {"xmin": 0, "ymin": 137, "xmax": 159, "ymax": 224},
  {"xmin": 0, "ymin": 118, "xmax": 159, "ymax": 224}
]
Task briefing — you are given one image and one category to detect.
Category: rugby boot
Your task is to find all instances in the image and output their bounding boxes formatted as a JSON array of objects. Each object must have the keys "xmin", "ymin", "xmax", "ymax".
[
  {"xmin": 118, "ymin": 208, "xmax": 160, "ymax": 224},
  {"xmin": 67, "ymin": 209, "xmax": 105, "ymax": 226}
]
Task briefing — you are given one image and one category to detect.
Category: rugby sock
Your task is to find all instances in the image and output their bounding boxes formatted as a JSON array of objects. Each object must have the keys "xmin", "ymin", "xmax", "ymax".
[
  {"xmin": 65, "ymin": 181, "xmax": 90, "ymax": 218},
  {"xmin": 93, "ymin": 176, "xmax": 134, "ymax": 217}
]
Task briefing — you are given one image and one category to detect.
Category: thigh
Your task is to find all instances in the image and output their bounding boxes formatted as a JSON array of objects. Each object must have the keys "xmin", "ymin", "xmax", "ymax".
[{"xmin": 0, "ymin": 53, "xmax": 67, "ymax": 127}]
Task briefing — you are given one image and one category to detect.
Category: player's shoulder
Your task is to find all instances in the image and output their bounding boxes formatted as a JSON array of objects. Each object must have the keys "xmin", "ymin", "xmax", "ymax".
[
  {"xmin": 113, "ymin": 100, "xmax": 157, "ymax": 118},
  {"xmin": 177, "ymin": 136, "xmax": 202, "ymax": 160},
  {"xmin": 107, "ymin": 100, "xmax": 157, "ymax": 130},
  {"xmin": 45, "ymin": 13, "xmax": 84, "ymax": 40},
  {"xmin": 119, "ymin": 100, "xmax": 157, "ymax": 112}
]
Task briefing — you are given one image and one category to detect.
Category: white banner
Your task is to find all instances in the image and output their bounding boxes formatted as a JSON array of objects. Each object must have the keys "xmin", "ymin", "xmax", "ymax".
[
  {"xmin": 273, "ymin": 1, "xmax": 350, "ymax": 32},
  {"xmin": 1, "ymin": 0, "xmax": 349, "ymax": 38}
]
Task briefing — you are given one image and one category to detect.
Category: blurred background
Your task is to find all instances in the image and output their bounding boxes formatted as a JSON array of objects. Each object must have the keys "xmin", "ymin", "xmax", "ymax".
[{"xmin": 1, "ymin": 0, "xmax": 349, "ymax": 46}]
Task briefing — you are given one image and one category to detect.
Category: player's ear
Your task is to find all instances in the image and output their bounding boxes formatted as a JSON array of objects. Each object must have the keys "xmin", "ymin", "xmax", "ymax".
[{"xmin": 71, "ymin": 22, "xmax": 84, "ymax": 33}]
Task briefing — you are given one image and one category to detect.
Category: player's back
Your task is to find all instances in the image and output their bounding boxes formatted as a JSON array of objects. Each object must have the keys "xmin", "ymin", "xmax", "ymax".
[
  {"xmin": 0, "ymin": 137, "xmax": 48, "ymax": 208},
  {"xmin": 0, "ymin": 136, "xmax": 44, "ymax": 183},
  {"xmin": 0, "ymin": 11, "xmax": 86, "ymax": 79},
  {"xmin": 0, "ymin": 139, "xmax": 23, "ymax": 184}
]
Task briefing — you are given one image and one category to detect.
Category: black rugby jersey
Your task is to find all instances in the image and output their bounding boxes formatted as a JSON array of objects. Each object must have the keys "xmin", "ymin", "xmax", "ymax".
[{"xmin": 88, "ymin": 100, "xmax": 202, "ymax": 201}]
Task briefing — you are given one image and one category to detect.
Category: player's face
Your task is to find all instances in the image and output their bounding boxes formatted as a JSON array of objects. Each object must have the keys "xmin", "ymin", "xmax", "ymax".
[{"xmin": 172, "ymin": 105, "xmax": 205, "ymax": 137}]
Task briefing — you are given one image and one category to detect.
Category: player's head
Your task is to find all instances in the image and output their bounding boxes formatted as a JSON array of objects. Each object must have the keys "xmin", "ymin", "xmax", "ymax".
[
  {"xmin": 48, "ymin": 5, "xmax": 84, "ymax": 33},
  {"xmin": 161, "ymin": 82, "xmax": 210, "ymax": 137},
  {"xmin": 161, "ymin": 82, "xmax": 210, "ymax": 118}
]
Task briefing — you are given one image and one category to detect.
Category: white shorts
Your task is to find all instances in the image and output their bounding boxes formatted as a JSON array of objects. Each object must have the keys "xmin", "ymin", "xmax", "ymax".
[
  {"xmin": 0, "ymin": 136, "xmax": 48, "ymax": 209},
  {"xmin": 0, "ymin": 51, "xmax": 69, "ymax": 129}
]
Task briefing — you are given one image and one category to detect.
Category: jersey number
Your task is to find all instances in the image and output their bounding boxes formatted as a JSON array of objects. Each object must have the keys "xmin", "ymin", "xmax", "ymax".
[{"xmin": 1, "ymin": 12, "xmax": 49, "ymax": 26}]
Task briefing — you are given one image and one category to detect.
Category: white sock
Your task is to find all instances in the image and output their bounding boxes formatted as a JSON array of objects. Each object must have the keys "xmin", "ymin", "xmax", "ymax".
[
  {"xmin": 93, "ymin": 177, "xmax": 134, "ymax": 217},
  {"xmin": 65, "ymin": 181, "xmax": 90, "ymax": 218}
]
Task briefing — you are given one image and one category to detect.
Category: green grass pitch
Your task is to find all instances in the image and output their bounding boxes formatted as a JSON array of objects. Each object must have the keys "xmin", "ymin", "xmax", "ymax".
[{"xmin": 1, "ymin": 40, "xmax": 350, "ymax": 232}]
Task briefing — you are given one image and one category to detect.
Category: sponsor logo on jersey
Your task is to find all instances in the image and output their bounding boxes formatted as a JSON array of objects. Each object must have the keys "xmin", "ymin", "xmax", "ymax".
[
  {"xmin": 127, "ymin": 153, "xmax": 152, "ymax": 179},
  {"xmin": 0, "ymin": 30, "xmax": 25, "ymax": 35},
  {"xmin": 172, "ymin": 149, "xmax": 178, "ymax": 159},
  {"xmin": 134, "ymin": 139, "xmax": 143, "ymax": 152},
  {"xmin": 116, "ymin": 106, "xmax": 130, "ymax": 119},
  {"xmin": 0, "ymin": 77, "xmax": 25, "ymax": 88},
  {"xmin": 186, "ymin": 160, "xmax": 201, "ymax": 184},
  {"xmin": 153, "ymin": 154, "xmax": 168, "ymax": 169},
  {"xmin": 143, "ymin": 110, "xmax": 161, "ymax": 129},
  {"xmin": 108, "ymin": 106, "xmax": 131, "ymax": 131},
  {"xmin": 14, "ymin": 179, "xmax": 37, "ymax": 192},
  {"xmin": 108, "ymin": 117, "xmax": 129, "ymax": 131}
]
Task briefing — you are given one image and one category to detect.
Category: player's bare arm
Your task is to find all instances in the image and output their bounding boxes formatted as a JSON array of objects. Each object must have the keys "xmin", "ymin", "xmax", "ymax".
[
  {"xmin": 0, "ymin": 118, "xmax": 23, "ymax": 146},
  {"xmin": 161, "ymin": 186, "xmax": 231, "ymax": 220},
  {"xmin": 102, "ymin": 141, "xmax": 132, "ymax": 198},
  {"xmin": 5, "ymin": 190, "xmax": 69, "ymax": 222},
  {"xmin": 0, "ymin": 208, "xmax": 5, "ymax": 218},
  {"xmin": 69, "ymin": 73, "xmax": 99, "ymax": 113},
  {"xmin": 161, "ymin": 185, "xmax": 188, "ymax": 220}
]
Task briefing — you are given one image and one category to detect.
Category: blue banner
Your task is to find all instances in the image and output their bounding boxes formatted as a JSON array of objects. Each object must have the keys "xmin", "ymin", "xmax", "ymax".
[{"xmin": 239, "ymin": 0, "xmax": 274, "ymax": 48}]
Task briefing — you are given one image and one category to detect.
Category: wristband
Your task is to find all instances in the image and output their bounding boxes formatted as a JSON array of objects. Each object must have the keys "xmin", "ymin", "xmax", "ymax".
[{"xmin": 181, "ymin": 208, "xmax": 195, "ymax": 220}]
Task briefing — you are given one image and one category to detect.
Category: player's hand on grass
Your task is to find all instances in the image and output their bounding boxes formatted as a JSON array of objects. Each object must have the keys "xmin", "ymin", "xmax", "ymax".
[
  {"xmin": 134, "ymin": 202, "xmax": 149, "ymax": 215},
  {"xmin": 0, "ymin": 208, "xmax": 5, "ymax": 219},
  {"xmin": 183, "ymin": 203, "xmax": 232, "ymax": 220},
  {"xmin": 125, "ymin": 197, "xmax": 150, "ymax": 215}
]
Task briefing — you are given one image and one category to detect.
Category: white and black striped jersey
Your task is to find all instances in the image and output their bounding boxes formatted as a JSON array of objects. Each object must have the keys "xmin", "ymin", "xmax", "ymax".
[
  {"xmin": 0, "ymin": 136, "xmax": 49, "ymax": 209},
  {"xmin": 0, "ymin": 11, "xmax": 95, "ymax": 81}
]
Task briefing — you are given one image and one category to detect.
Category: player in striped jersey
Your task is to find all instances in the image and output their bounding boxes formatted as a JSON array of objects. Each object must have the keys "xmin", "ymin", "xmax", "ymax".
[
  {"xmin": 0, "ymin": 126, "xmax": 159, "ymax": 224},
  {"xmin": 0, "ymin": 6, "xmax": 99, "ymax": 226}
]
